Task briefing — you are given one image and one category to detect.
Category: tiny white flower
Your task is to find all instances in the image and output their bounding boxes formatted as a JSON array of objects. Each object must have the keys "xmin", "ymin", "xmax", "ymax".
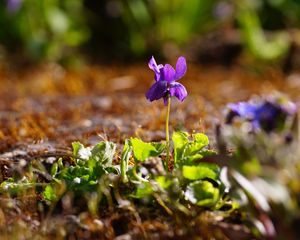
[
  {"xmin": 78, "ymin": 147, "xmax": 92, "ymax": 160},
  {"xmin": 74, "ymin": 177, "xmax": 81, "ymax": 184}
]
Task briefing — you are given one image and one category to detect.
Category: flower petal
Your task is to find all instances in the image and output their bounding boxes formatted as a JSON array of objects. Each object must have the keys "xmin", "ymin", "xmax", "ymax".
[
  {"xmin": 146, "ymin": 81, "xmax": 168, "ymax": 101},
  {"xmin": 161, "ymin": 64, "xmax": 176, "ymax": 82},
  {"xmin": 282, "ymin": 101, "xmax": 297, "ymax": 115},
  {"xmin": 170, "ymin": 82, "xmax": 187, "ymax": 102},
  {"xmin": 148, "ymin": 56, "xmax": 163, "ymax": 81},
  {"xmin": 174, "ymin": 56, "xmax": 187, "ymax": 80},
  {"xmin": 148, "ymin": 56, "xmax": 158, "ymax": 72},
  {"xmin": 6, "ymin": 0, "xmax": 22, "ymax": 13},
  {"xmin": 227, "ymin": 102, "xmax": 257, "ymax": 119}
]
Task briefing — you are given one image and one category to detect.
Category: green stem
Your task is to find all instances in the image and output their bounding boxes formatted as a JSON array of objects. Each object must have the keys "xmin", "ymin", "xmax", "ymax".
[
  {"xmin": 121, "ymin": 140, "xmax": 131, "ymax": 183},
  {"xmin": 166, "ymin": 96, "xmax": 171, "ymax": 171},
  {"xmin": 132, "ymin": 166, "xmax": 148, "ymax": 182}
]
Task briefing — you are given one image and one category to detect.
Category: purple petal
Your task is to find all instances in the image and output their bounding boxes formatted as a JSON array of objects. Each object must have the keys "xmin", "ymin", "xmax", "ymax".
[
  {"xmin": 174, "ymin": 56, "xmax": 187, "ymax": 80},
  {"xmin": 227, "ymin": 102, "xmax": 257, "ymax": 119},
  {"xmin": 148, "ymin": 56, "xmax": 158, "ymax": 72},
  {"xmin": 146, "ymin": 81, "xmax": 168, "ymax": 102},
  {"xmin": 161, "ymin": 64, "xmax": 176, "ymax": 82},
  {"xmin": 6, "ymin": 0, "xmax": 22, "ymax": 13},
  {"xmin": 148, "ymin": 56, "xmax": 163, "ymax": 81},
  {"xmin": 170, "ymin": 82, "xmax": 187, "ymax": 102},
  {"xmin": 282, "ymin": 101, "xmax": 297, "ymax": 115}
]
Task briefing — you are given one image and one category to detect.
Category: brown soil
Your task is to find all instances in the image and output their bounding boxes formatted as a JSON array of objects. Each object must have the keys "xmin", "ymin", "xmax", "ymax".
[
  {"xmin": 0, "ymin": 63, "xmax": 298, "ymax": 152},
  {"xmin": 0, "ymin": 62, "xmax": 299, "ymax": 239}
]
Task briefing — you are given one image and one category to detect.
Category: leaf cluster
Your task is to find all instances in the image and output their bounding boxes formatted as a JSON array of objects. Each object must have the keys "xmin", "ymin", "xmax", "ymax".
[{"xmin": 41, "ymin": 132, "xmax": 232, "ymax": 213}]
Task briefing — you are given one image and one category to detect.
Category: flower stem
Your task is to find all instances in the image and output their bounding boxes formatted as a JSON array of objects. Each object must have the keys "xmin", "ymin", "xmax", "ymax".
[{"xmin": 165, "ymin": 96, "xmax": 171, "ymax": 171}]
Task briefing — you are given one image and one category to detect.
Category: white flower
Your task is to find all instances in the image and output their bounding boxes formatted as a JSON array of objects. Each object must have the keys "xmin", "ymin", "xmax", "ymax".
[
  {"xmin": 74, "ymin": 177, "xmax": 81, "ymax": 184},
  {"xmin": 78, "ymin": 147, "xmax": 92, "ymax": 160}
]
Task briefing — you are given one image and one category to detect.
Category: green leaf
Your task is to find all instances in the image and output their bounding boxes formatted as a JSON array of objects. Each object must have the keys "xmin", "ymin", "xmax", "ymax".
[
  {"xmin": 186, "ymin": 153, "xmax": 204, "ymax": 162},
  {"xmin": 64, "ymin": 165, "xmax": 91, "ymax": 181},
  {"xmin": 185, "ymin": 180, "xmax": 220, "ymax": 207},
  {"xmin": 172, "ymin": 131, "xmax": 189, "ymax": 163},
  {"xmin": 91, "ymin": 141, "xmax": 116, "ymax": 166},
  {"xmin": 186, "ymin": 133, "xmax": 209, "ymax": 156},
  {"xmin": 91, "ymin": 164, "xmax": 106, "ymax": 179},
  {"xmin": 43, "ymin": 185, "xmax": 58, "ymax": 202},
  {"xmin": 172, "ymin": 131, "xmax": 211, "ymax": 168},
  {"xmin": 46, "ymin": 7, "xmax": 69, "ymax": 34},
  {"xmin": 50, "ymin": 162, "xmax": 58, "ymax": 176},
  {"xmin": 0, "ymin": 177, "xmax": 37, "ymax": 195},
  {"xmin": 193, "ymin": 133, "xmax": 209, "ymax": 145},
  {"xmin": 72, "ymin": 141, "xmax": 84, "ymax": 157},
  {"xmin": 156, "ymin": 176, "xmax": 172, "ymax": 189},
  {"xmin": 130, "ymin": 138, "xmax": 165, "ymax": 162},
  {"xmin": 182, "ymin": 163, "xmax": 220, "ymax": 181},
  {"xmin": 121, "ymin": 139, "xmax": 132, "ymax": 182},
  {"xmin": 151, "ymin": 142, "xmax": 166, "ymax": 154},
  {"xmin": 131, "ymin": 182, "xmax": 153, "ymax": 198},
  {"xmin": 72, "ymin": 142, "xmax": 92, "ymax": 162},
  {"xmin": 58, "ymin": 158, "xmax": 64, "ymax": 169},
  {"xmin": 73, "ymin": 141, "xmax": 116, "ymax": 166},
  {"xmin": 237, "ymin": 7, "xmax": 289, "ymax": 61},
  {"xmin": 200, "ymin": 149, "xmax": 217, "ymax": 157}
]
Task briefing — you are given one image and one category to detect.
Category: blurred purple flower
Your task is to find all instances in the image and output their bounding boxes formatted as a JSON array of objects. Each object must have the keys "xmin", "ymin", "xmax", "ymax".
[
  {"xmin": 146, "ymin": 56, "xmax": 187, "ymax": 104},
  {"xmin": 213, "ymin": 1, "xmax": 233, "ymax": 20},
  {"xmin": 227, "ymin": 102, "xmax": 257, "ymax": 119},
  {"xmin": 227, "ymin": 98, "xmax": 297, "ymax": 132},
  {"xmin": 6, "ymin": 0, "xmax": 22, "ymax": 13}
]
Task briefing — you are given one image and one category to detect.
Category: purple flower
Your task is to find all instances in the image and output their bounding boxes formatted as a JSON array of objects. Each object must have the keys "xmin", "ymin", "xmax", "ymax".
[
  {"xmin": 6, "ymin": 0, "xmax": 22, "ymax": 13},
  {"xmin": 146, "ymin": 56, "xmax": 187, "ymax": 104},
  {"xmin": 227, "ymin": 98, "xmax": 297, "ymax": 132},
  {"xmin": 227, "ymin": 102, "xmax": 257, "ymax": 119},
  {"xmin": 213, "ymin": 1, "xmax": 233, "ymax": 20}
]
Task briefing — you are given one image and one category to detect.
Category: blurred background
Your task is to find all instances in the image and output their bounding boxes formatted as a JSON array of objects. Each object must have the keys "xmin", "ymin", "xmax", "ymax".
[{"xmin": 1, "ymin": 0, "xmax": 300, "ymax": 70}]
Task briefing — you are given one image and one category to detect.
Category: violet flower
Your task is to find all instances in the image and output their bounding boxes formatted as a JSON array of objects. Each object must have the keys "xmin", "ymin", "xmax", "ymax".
[
  {"xmin": 6, "ymin": 0, "xmax": 22, "ymax": 13},
  {"xmin": 146, "ymin": 56, "xmax": 187, "ymax": 104},
  {"xmin": 227, "ymin": 102, "xmax": 257, "ymax": 121},
  {"xmin": 227, "ymin": 98, "xmax": 297, "ymax": 132}
]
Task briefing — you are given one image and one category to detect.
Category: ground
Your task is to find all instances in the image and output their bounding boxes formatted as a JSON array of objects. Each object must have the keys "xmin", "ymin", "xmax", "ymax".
[{"xmin": 0, "ymin": 62, "xmax": 299, "ymax": 239}]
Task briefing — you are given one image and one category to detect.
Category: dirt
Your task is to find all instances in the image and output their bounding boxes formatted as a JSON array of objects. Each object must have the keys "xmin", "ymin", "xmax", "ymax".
[
  {"xmin": 1, "ymin": 63, "xmax": 299, "ymax": 152},
  {"xmin": 0, "ymin": 61, "xmax": 299, "ymax": 239}
]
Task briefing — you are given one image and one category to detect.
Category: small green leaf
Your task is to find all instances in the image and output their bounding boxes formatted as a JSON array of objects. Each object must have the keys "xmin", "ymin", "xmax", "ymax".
[
  {"xmin": 91, "ymin": 164, "xmax": 106, "ymax": 179},
  {"xmin": 130, "ymin": 138, "xmax": 165, "ymax": 162},
  {"xmin": 0, "ymin": 177, "xmax": 38, "ymax": 195},
  {"xmin": 43, "ymin": 185, "xmax": 58, "ymax": 202},
  {"xmin": 151, "ymin": 142, "xmax": 166, "ymax": 154},
  {"xmin": 132, "ymin": 182, "xmax": 153, "ymax": 198},
  {"xmin": 50, "ymin": 162, "xmax": 58, "ymax": 176},
  {"xmin": 72, "ymin": 142, "xmax": 84, "ymax": 157},
  {"xmin": 200, "ymin": 149, "xmax": 217, "ymax": 157},
  {"xmin": 121, "ymin": 139, "xmax": 132, "ymax": 182},
  {"xmin": 72, "ymin": 142, "xmax": 92, "ymax": 162},
  {"xmin": 91, "ymin": 141, "xmax": 116, "ymax": 166},
  {"xmin": 185, "ymin": 180, "xmax": 220, "ymax": 207},
  {"xmin": 46, "ymin": 7, "xmax": 69, "ymax": 34},
  {"xmin": 58, "ymin": 158, "xmax": 64, "ymax": 169},
  {"xmin": 182, "ymin": 163, "xmax": 220, "ymax": 181},
  {"xmin": 186, "ymin": 153, "xmax": 204, "ymax": 162},
  {"xmin": 186, "ymin": 133, "xmax": 209, "ymax": 156},
  {"xmin": 193, "ymin": 133, "xmax": 209, "ymax": 145},
  {"xmin": 156, "ymin": 176, "xmax": 172, "ymax": 189},
  {"xmin": 172, "ymin": 131, "xmax": 189, "ymax": 164},
  {"xmin": 173, "ymin": 131, "xmax": 211, "ymax": 168}
]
